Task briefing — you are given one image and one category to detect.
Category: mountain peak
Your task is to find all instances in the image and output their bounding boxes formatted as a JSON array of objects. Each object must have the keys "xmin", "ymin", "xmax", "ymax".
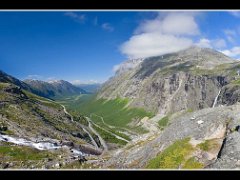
[
  {"xmin": 179, "ymin": 46, "xmax": 225, "ymax": 56},
  {"xmin": 48, "ymin": 80, "xmax": 66, "ymax": 84},
  {"xmin": 174, "ymin": 46, "xmax": 235, "ymax": 67},
  {"xmin": 114, "ymin": 47, "xmax": 235, "ymax": 76},
  {"xmin": 114, "ymin": 58, "xmax": 145, "ymax": 75}
]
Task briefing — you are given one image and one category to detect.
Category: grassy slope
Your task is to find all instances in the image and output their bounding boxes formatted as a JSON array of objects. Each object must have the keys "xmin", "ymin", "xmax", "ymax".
[
  {"xmin": 56, "ymin": 94, "xmax": 152, "ymax": 145},
  {"xmin": 146, "ymin": 138, "xmax": 203, "ymax": 169},
  {"xmin": 91, "ymin": 123, "xmax": 127, "ymax": 145},
  {"xmin": 0, "ymin": 82, "xmax": 87, "ymax": 144},
  {"xmin": 3, "ymin": 86, "xmax": 127, "ymax": 146},
  {"xmin": 0, "ymin": 141, "xmax": 79, "ymax": 169},
  {"xmin": 158, "ymin": 116, "xmax": 169, "ymax": 130},
  {"xmin": 0, "ymin": 142, "xmax": 54, "ymax": 161},
  {"xmin": 61, "ymin": 95, "xmax": 154, "ymax": 128}
]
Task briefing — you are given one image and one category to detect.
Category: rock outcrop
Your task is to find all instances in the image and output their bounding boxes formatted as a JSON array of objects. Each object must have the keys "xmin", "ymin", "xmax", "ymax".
[{"xmin": 103, "ymin": 104, "xmax": 240, "ymax": 169}]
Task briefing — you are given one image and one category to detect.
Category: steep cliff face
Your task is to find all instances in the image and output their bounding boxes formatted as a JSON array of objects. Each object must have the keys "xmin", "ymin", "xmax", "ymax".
[
  {"xmin": 97, "ymin": 46, "xmax": 237, "ymax": 115},
  {"xmin": 136, "ymin": 73, "xmax": 225, "ymax": 114},
  {"xmin": 218, "ymin": 84, "xmax": 240, "ymax": 106}
]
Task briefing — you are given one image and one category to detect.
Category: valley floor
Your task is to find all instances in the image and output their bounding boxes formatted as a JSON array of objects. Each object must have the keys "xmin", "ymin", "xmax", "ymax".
[{"xmin": 2, "ymin": 92, "xmax": 240, "ymax": 170}]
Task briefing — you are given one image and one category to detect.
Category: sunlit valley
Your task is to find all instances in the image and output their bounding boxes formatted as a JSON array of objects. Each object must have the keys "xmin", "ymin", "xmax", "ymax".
[{"xmin": 1, "ymin": 11, "xmax": 240, "ymax": 169}]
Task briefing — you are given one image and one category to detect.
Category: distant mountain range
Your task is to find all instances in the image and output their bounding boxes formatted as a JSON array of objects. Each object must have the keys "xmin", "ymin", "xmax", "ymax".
[
  {"xmin": 75, "ymin": 83, "xmax": 102, "ymax": 93},
  {"xmin": 24, "ymin": 79, "xmax": 87, "ymax": 99},
  {"xmin": 0, "ymin": 70, "xmax": 89, "ymax": 100}
]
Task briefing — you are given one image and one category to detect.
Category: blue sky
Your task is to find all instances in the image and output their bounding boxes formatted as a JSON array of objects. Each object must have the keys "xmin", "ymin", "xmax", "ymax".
[{"xmin": 0, "ymin": 11, "xmax": 240, "ymax": 84}]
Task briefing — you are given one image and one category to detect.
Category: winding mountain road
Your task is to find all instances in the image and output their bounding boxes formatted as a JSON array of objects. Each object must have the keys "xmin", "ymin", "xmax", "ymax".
[
  {"xmin": 86, "ymin": 117, "xmax": 108, "ymax": 151},
  {"xmin": 90, "ymin": 113, "xmax": 137, "ymax": 138},
  {"xmin": 36, "ymin": 98, "xmax": 100, "ymax": 149},
  {"xmin": 82, "ymin": 127, "xmax": 99, "ymax": 148},
  {"xmin": 36, "ymin": 98, "xmax": 127, "ymax": 151},
  {"xmin": 91, "ymin": 113, "xmax": 115, "ymax": 129},
  {"xmin": 61, "ymin": 104, "xmax": 74, "ymax": 121},
  {"xmin": 60, "ymin": 105, "xmax": 100, "ymax": 149},
  {"xmin": 88, "ymin": 117, "xmax": 129, "ymax": 143}
]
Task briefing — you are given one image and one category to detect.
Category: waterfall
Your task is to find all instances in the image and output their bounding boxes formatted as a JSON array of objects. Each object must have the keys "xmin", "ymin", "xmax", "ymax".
[
  {"xmin": 0, "ymin": 134, "xmax": 84, "ymax": 155},
  {"xmin": 212, "ymin": 89, "xmax": 221, "ymax": 108}
]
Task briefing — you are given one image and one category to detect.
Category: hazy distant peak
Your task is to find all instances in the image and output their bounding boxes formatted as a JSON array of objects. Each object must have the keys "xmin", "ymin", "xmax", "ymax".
[
  {"xmin": 24, "ymin": 79, "xmax": 46, "ymax": 83},
  {"xmin": 24, "ymin": 79, "xmax": 87, "ymax": 99},
  {"xmin": 48, "ymin": 80, "xmax": 63, "ymax": 84},
  {"xmin": 113, "ymin": 58, "xmax": 144, "ymax": 75}
]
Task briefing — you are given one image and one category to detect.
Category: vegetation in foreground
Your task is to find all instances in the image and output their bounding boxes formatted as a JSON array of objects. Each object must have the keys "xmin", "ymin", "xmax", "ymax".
[
  {"xmin": 197, "ymin": 139, "xmax": 220, "ymax": 152},
  {"xmin": 146, "ymin": 138, "xmax": 203, "ymax": 169},
  {"xmin": 158, "ymin": 116, "xmax": 169, "ymax": 130},
  {"xmin": 0, "ymin": 142, "xmax": 56, "ymax": 169}
]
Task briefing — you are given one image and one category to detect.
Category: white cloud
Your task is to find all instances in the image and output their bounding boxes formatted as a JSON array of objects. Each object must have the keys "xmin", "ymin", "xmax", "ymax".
[
  {"xmin": 64, "ymin": 12, "xmax": 86, "ymax": 23},
  {"xmin": 213, "ymin": 39, "xmax": 227, "ymax": 49},
  {"xmin": 221, "ymin": 46, "xmax": 240, "ymax": 58},
  {"xmin": 71, "ymin": 79, "xmax": 102, "ymax": 85},
  {"xmin": 121, "ymin": 33, "xmax": 193, "ymax": 59},
  {"xmin": 135, "ymin": 12, "xmax": 199, "ymax": 36},
  {"xmin": 195, "ymin": 38, "xmax": 211, "ymax": 48},
  {"xmin": 113, "ymin": 65, "xmax": 121, "ymax": 72},
  {"xmin": 113, "ymin": 59, "xmax": 144, "ymax": 73},
  {"xmin": 224, "ymin": 29, "xmax": 237, "ymax": 36},
  {"xmin": 88, "ymin": 80, "xmax": 101, "ymax": 84},
  {"xmin": 224, "ymin": 29, "xmax": 237, "ymax": 43},
  {"xmin": 229, "ymin": 11, "xmax": 240, "ymax": 18},
  {"xmin": 46, "ymin": 77, "xmax": 57, "ymax": 81},
  {"xmin": 226, "ymin": 36, "xmax": 235, "ymax": 44},
  {"xmin": 71, "ymin": 80, "xmax": 82, "ymax": 85},
  {"xmin": 25, "ymin": 75, "xmax": 43, "ymax": 80},
  {"xmin": 120, "ymin": 12, "xmax": 200, "ymax": 59},
  {"xmin": 161, "ymin": 13, "xmax": 199, "ymax": 35},
  {"xmin": 102, "ymin": 23, "xmax": 114, "ymax": 32},
  {"xmin": 195, "ymin": 38, "xmax": 226, "ymax": 49}
]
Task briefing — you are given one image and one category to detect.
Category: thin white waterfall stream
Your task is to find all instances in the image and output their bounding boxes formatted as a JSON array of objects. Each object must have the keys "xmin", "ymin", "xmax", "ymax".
[
  {"xmin": 0, "ymin": 134, "xmax": 84, "ymax": 155},
  {"xmin": 212, "ymin": 90, "xmax": 221, "ymax": 108}
]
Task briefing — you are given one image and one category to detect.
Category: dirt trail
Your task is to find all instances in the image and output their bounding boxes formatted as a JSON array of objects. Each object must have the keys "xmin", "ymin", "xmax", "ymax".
[{"xmin": 86, "ymin": 117, "xmax": 108, "ymax": 151}]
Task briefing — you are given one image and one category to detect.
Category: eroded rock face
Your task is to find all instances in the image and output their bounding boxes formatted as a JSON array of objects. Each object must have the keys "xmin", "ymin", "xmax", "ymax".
[
  {"xmin": 219, "ymin": 84, "xmax": 240, "ymax": 106},
  {"xmin": 99, "ymin": 71, "xmax": 222, "ymax": 115},
  {"xmin": 139, "ymin": 73, "xmax": 225, "ymax": 115},
  {"xmin": 207, "ymin": 132, "xmax": 240, "ymax": 169},
  {"xmin": 97, "ymin": 47, "xmax": 236, "ymax": 115},
  {"xmin": 207, "ymin": 110, "xmax": 240, "ymax": 169}
]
